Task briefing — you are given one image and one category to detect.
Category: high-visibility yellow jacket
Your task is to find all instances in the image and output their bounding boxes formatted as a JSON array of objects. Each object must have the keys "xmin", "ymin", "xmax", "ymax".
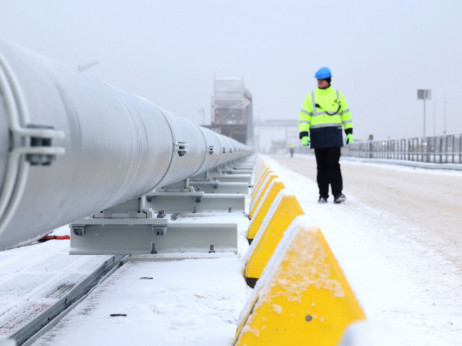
[{"xmin": 299, "ymin": 86, "xmax": 353, "ymax": 149}]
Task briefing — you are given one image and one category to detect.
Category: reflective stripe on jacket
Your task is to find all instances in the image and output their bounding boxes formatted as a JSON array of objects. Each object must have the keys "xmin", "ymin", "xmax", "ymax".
[{"xmin": 299, "ymin": 87, "xmax": 352, "ymax": 149}]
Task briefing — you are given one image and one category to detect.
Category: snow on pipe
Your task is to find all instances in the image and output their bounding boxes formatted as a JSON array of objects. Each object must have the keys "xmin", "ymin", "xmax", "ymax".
[{"xmin": 0, "ymin": 39, "xmax": 251, "ymax": 250}]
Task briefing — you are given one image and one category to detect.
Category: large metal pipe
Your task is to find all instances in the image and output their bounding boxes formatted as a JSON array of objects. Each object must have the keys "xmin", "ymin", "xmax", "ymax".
[{"xmin": 0, "ymin": 39, "xmax": 251, "ymax": 250}]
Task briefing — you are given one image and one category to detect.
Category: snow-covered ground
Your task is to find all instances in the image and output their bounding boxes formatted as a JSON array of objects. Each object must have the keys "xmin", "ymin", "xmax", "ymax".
[
  {"xmin": 0, "ymin": 237, "xmax": 112, "ymax": 339},
  {"xmin": 30, "ymin": 212, "xmax": 252, "ymax": 346},
  {"xmin": 2, "ymin": 155, "xmax": 462, "ymax": 345},
  {"xmin": 33, "ymin": 259, "xmax": 249, "ymax": 346}
]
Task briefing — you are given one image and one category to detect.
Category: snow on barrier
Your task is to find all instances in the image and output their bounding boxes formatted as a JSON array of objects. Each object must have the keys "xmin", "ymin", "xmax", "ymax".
[
  {"xmin": 235, "ymin": 216, "xmax": 366, "ymax": 345},
  {"xmin": 249, "ymin": 172, "xmax": 277, "ymax": 219},
  {"xmin": 245, "ymin": 191, "xmax": 303, "ymax": 287},
  {"xmin": 251, "ymin": 159, "xmax": 274, "ymax": 193},
  {"xmin": 250, "ymin": 168, "xmax": 274, "ymax": 206},
  {"xmin": 246, "ymin": 180, "xmax": 286, "ymax": 244},
  {"xmin": 250, "ymin": 156, "xmax": 269, "ymax": 196},
  {"xmin": 251, "ymin": 157, "xmax": 267, "ymax": 187},
  {"xmin": 250, "ymin": 162, "xmax": 268, "ymax": 193},
  {"xmin": 253, "ymin": 154, "xmax": 265, "ymax": 172}
]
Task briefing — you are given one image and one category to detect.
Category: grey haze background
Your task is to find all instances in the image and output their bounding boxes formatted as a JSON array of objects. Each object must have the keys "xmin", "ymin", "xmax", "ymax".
[{"xmin": 0, "ymin": 0, "xmax": 461, "ymax": 144}]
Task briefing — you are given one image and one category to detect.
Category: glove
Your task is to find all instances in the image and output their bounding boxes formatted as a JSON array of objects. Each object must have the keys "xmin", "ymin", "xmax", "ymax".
[
  {"xmin": 346, "ymin": 133, "xmax": 354, "ymax": 144},
  {"xmin": 301, "ymin": 136, "xmax": 310, "ymax": 146}
]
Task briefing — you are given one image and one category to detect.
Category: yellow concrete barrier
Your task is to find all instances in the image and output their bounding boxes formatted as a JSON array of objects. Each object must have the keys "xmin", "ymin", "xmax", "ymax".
[
  {"xmin": 251, "ymin": 168, "xmax": 272, "ymax": 201},
  {"xmin": 253, "ymin": 155, "xmax": 263, "ymax": 169},
  {"xmin": 249, "ymin": 173, "xmax": 277, "ymax": 219},
  {"xmin": 235, "ymin": 215, "xmax": 366, "ymax": 345},
  {"xmin": 251, "ymin": 166, "xmax": 268, "ymax": 201},
  {"xmin": 246, "ymin": 182, "xmax": 286, "ymax": 243},
  {"xmin": 245, "ymin": 192, "xmax": 304, "ymax": 287},
  {"xmin": 252, "ymin": 167, "xmax": 266, "ymax": 192},
  {"xmin": 253, "ymin": 156, "xmax": 267, "ymax": 179},
  {"xmin": 252, "ymin": 158, "xmax": 267, "ymax": 184}
]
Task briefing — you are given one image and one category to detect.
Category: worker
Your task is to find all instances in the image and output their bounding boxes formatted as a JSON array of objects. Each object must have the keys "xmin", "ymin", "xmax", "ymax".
[
  {"xmin": 298, "ymin": 67, "xmax": 353, "ymax": 204},
  {"xmin": 289, "ymin": 143, "xmax": 295, "ymax": 158}
]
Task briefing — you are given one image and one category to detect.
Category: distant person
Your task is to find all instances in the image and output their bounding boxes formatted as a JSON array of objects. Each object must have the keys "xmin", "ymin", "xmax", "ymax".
[
  {"xmin": 298, "ymin": 67, "xmax": 353, "ymax": 204},
  {"xmin": 289, "ymin": 143, "xmax": 295, "ymax": 158}
]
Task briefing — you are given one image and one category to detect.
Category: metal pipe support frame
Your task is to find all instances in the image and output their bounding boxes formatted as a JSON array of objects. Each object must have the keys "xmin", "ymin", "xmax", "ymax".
[{"xmin": 69, "ymin": 160, "xmax": 255, "ymax": 255}]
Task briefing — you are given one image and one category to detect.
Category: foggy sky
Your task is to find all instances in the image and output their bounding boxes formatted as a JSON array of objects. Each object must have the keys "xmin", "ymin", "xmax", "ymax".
[{"xmin": 0, "ymin": 0, "xmax": 461, "ymax": 142}]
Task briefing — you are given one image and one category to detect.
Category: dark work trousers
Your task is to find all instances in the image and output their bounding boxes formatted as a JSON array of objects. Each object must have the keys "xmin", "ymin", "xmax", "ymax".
[{"xmin": 314, "ymin": 147, "xmax": 342, "ymax": 198}]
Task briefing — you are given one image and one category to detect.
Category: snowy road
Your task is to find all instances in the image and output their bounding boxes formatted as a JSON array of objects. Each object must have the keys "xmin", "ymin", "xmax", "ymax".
[
  {"xmin": 268, "ymin": 154, "xmax": 462, "ymax": 345},
  {"xmin": 274, "ymin": 155, "xmax": 462, "ymax": 270}
]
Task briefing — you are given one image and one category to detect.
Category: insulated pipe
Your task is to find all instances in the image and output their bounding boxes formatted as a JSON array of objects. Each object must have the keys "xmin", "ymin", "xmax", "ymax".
[
  {"xmin": 0, "ymin": 39, "xmax": 251, "ymax": 250},
  {"xmin": 198, "ymin": 127, "xmax": 222, "ymax": 170}
]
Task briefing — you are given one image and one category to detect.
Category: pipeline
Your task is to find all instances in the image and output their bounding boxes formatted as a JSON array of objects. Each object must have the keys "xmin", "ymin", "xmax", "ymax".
[{"xmin": 0, "ymin": 39, "xmax": 251, "ymax": 250}]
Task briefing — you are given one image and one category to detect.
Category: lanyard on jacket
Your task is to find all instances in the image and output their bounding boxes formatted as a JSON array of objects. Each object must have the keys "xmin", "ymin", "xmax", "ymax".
[{"xmin": 313, "ymin": 90, "xmax": 341, "ymax": 116}]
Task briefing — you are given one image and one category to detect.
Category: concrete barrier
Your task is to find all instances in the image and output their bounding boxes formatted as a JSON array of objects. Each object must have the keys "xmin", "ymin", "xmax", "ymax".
[
  {"xmin": 249, "ymin": 173, "xmax": 277, "ymax": 219},
  {"xmin": 250, "ymin": 168, "xmax": 272, "ymax": 202},
  {"xmin": 251, "ymin": 157, "xmax": 266, "ymax": 186},
  {"xmin": 251, "ymin": 157, "xmax": 268, "ymax": 184},
  {"xmin": 235, "ymin": 215, "xmax": 366, "ymax": 345},
  {"xmin": 251, "ymin": 169, "xmax": 266, "ymax": 196},
  {"xmin": 246, "ymin": 181, "xmax": 286, "ymax": 244},
  {"xmin": 245, "ymin": 192, "xmax": 303, "ymax": 287}
]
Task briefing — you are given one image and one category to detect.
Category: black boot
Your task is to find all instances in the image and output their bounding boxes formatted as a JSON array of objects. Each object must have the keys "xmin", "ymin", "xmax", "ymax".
[
  {"xmin": 318, "ymin": 196, "xmax": 328, "ymax": 204},
  {"xmin": 334, "ymin": 193, "xmax": 346, "ymax": 204}
]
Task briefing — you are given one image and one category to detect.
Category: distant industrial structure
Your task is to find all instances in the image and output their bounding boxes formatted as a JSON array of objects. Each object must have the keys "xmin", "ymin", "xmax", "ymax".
[
  {"xmin": 253, "ymin": 118, "xmax": 299, "ymax": 153},
  {"xmin": 206, "ymin": 78, "xmax": 302, "ymax": 152},
  {"xmin": 207, "ymin": 77, "xmax": 253, "ymax": 146}
]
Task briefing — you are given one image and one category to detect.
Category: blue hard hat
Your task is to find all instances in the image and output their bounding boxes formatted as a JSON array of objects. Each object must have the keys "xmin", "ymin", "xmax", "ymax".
[{"xmin": 314, "ymin": 67, "xmax": 332, "ymax": 79}]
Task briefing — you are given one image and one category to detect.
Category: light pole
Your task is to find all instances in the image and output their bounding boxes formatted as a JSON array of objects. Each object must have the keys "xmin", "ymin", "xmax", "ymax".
[{"xmin": 417, "ymin": 89, "xmax": 431, "ymax": 138}]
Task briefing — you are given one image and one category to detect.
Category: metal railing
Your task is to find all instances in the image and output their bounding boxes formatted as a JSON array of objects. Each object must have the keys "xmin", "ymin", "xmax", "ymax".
[{"xmin": 342, "ymin": 134, "xmax": 462, "ymax": 164}]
